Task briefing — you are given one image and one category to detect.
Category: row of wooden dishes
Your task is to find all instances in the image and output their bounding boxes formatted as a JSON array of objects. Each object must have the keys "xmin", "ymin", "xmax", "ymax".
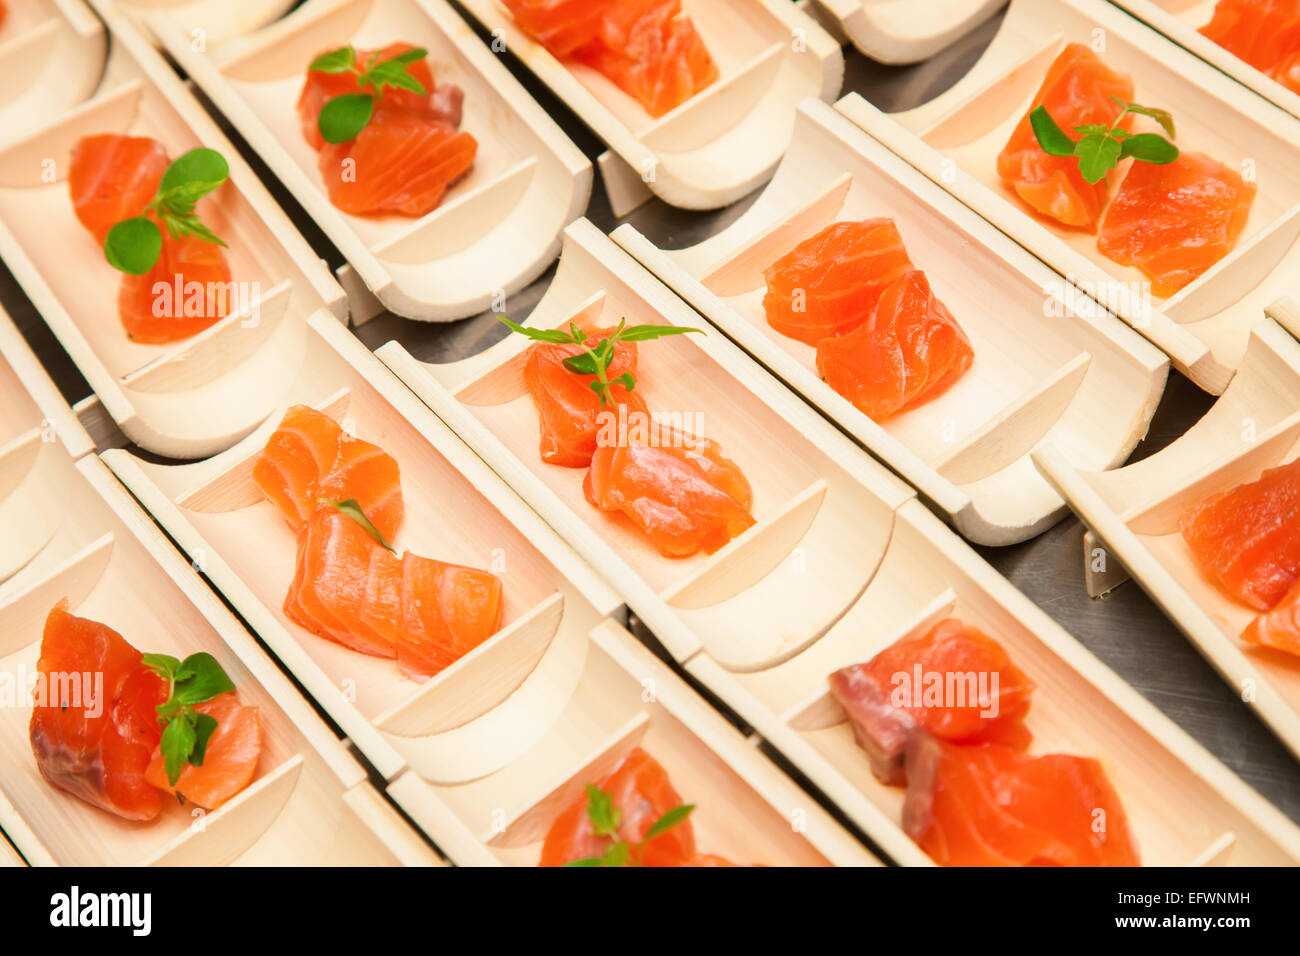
[{"xmin": 0, "ymin": 0, "xmax": 1296, "ymax": 865}]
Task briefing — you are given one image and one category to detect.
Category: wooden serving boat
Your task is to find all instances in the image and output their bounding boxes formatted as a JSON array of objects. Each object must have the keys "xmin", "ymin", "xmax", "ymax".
[
  {"xmin": 0, "ymin": 7, "xmax": 349, "ymax": 459},
  {"xmin": 0, "ymin": 442, "xmax": 442, "ymax": 866},
  {"xmin": 0, "ymin": 0, "xmax": 105, "ymax": 148},
  {"xmin": 102, "ymin": 309, "xmax": 874, "ymax": 866},
  {"xmin": 456, "ymin": 0, "xmax": 844, "ymax": 212},
  {"xmin": 144, "ymin": 0, "xmax": 593, "ymax": 322},
  {"xmin": 100, "ymin": 0, "xmax": 299, "ymax": 44},
  {"xmin": 374, "ymin": 219, "xmax": 1300, "ymax": 866},
  {"xmin": 812, "ymin": 0, "xmax": 1006, "ymax": 64},
  {"xmin": 1034, "ymin": 312, "xmax": 1300, "ymax": 770},
  {"xmin": 617, "ymin": 97, "xmax": 1168, "ymax": 546},
  {"xmin": 1111, "ymin": 0, "xmax": 1300, "ymax": 123},
  {"xmin": 836, "ymin": 0, "xmax": 1300, "ymax": 395}
]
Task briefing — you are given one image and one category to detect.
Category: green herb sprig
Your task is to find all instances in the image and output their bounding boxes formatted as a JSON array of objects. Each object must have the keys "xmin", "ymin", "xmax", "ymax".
[
  {"xmin": 141, "ymin": 652, "xmax": 236, "ymax": 787},
  {"xmin": 309, "ymin": 45, "xmax": 430, "ymax": 144},
  {"xmin": 104, "ymin": 148, "xmax": 230, "ymax": 276},
  {"xmin": 320, "ymin": 497, "xmax": 396, "ymax": 553},
  {"xmin": 565, "ymin": 783, "xmax": 695, "ymax": 867},
  {"xmin": 498, "ymin": 316, "xmax": 702, "ymax": 407},
  {"xmin": 1030, "ymin": 96, "xmax": 1179, "ymax": 185}
]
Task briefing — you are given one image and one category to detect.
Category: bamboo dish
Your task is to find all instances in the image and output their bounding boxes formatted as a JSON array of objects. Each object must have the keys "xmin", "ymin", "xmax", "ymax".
[
  {"xmin": 0, "ymin": 303, "xmax": 93, "ymax": 462},
  {"xmin": 101, "ymin": 0, "xmax": 299, "ymax": 44},
  {"xmin": 456, "ymin": 0, "xmax": 844, "ymax": 212},
  {"xmin": 617, "ymin": 97, "xmax": 1169, "ymax": 547},
  {"xmin": 836, "ymin": 0, "xmax": 1300, "ymax": 395},
  {"xmin": 813, "ymin": 0, "xmax": 1006, "ymax": 65},
  {"xmin": 145, "ymin": 0, "xmax": 593, "ymax": 322},
  {"xmin": 375, "ymin": 219, "xmax": 1300, "ymax": 866}
]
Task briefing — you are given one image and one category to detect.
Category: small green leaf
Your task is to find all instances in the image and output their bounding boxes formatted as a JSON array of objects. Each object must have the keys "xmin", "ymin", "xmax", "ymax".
[
  {"xmin": 141, "ymin": 653, "xmax": 180, "ymax": 681},
  {"xmin": 614, "ymin": 372, "xmax": 635, "ymax": 392},
  {"xmin": 321, "ymin": 498, "xmax": 397, "ymax": 553},
  {"xmin": 616, "ymin": 324, "xmax": 704, "ymax": 342},
  {"xmin": 496, "ymin": 315, "xmax": 577, "ymax": 344},
  {"xmin": 602, "ymin": 842, "xmax": 633, "ymax": 867},
  {"xmin": 317, "ymin": 92, "xmax": 375, "ymax": 144},
  {"xmin": 584, "ymin": 784, "xmax": 621, "ymax": 838},
  {"xmin": 563, "ymin": 857, "xmax": 604, "ymax": 867},
  {"xmin": 159, "ymin": 148, "xmax": 229, "ymax": 197},
  {"xmin": 189, "ymin": 712, "xmax": 219, "ymax": 768},
  {"xmin": 1116, "ymin": 97, "xmax": 1177, "ymax": 138},
  {"xmin": 1029, "ymin": 106, "xmax": 1077, "ymax": 157},
  {"xmin": 1120, "ymin": 132, "xmax": 1179, "ymax": 165},
  {"xmin": 309, "ymin": 46, "xmax": 356, "ymax": 74},
  {"xmin": 1073, "ymin": 132, "xmax": 1123, "ymax": 185},
  {"xmin": 644, "ymin": 804, "xmax": 695, "ymax": 842},
  {"xmin": 562, "ymin": 352, "xmax": 600, "ymax": 376},
  {"xmin": 161, "ymin": 715, "xmax": 196, "ymax": 787},
  {"xmin": 104, "ymin": 217, "xmax": 163, "ymax": 275},
  {"xmin": 173, "ymin": 652, "xmax": 236, "ymax": 706}
]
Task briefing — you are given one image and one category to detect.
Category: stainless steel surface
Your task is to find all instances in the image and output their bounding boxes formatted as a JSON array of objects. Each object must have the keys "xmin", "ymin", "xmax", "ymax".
[{"xmin": 4, "ymin": 2, "xmax": 1297, "ymax": 828}]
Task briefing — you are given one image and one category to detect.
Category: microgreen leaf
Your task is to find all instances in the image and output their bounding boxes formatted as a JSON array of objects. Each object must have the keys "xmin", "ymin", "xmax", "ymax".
[
  {"xmin": 563, "ymin": 857, "xmax": 604, "ymax": 867},
  {"xmin": 1074, "ymin": 133, "xmax": 1123, "ymax": 185},
  {"xmin": 644, "ymin": 804, "xmax": 695, "ymax": 842},
  {"xmin": 141, "ymin": 653, "xmax": 181, "ymax": 681},
  {"xmin": 562, "ymin": 352, "xmax": 600, "ymax": 376},
  {"xmin": 313, "ymin": 45, "xmax": 429, "ymax": 144},
  {"xmin": 104, "ymin": 217, "xmax": 162, "ymax": 275},
  {"xmin": 584, "ymin": 784, "xmax": 621, "ymax": 838},
  {"xmin": 172, "ymin": 653, "xmax": 236, "ymax": 705},
  {"xmin": 616, "ymin": 325, "xmax": 703, "ymax": 342},
  {"xmin": 1031, "ymin": 99, "xmax": 1179, "ymax": 187},
  {"xmin": 309, "ymin": 46, "xmax": 356, "ymax": 73},
  {"xmin": 159, "ymin": 148, "xmax": 229, "ymax": 198},
  {"xmin": 1119, "ymin": 132, "xmax": 1179, "ymax": 164},
  {"xmin": 566, "ymin": 785, "xmax": 696, "ymax": 866},
  {"xmin": 1029, "ymin": 105, "xmax": 1076, "ymax": 157},
  {"xmin": 189, "ymin": 712, "xmax": 219, "ymax": 767},
  {"xmin": 496, "ymin": 315, "xmax": 579, "ymax": 344},
  {"xmin": 321, "ymin": 498, "xmax": 396, "ymax": 553},
  {"xmin": 146, "ymin": 651, "xmax": 237, "ymax": 786},
  {"xmin": 160, "ymin": 717, "xmax": 196, "ymax": 788},
  {"xmin": 1112, "ymin": 96, "xmax": 1176, "ymax": 137},
  {"xmin": 318, "ymin": 92, "xmax": 375, "ymax": 145}
]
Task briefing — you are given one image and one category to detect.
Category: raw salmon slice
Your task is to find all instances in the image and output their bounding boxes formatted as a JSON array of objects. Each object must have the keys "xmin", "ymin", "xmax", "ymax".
[
  {"xmin": 996, "ymin": 43, "xmax": 1135, "ymax": 231},
  {"xmin": 815, "ymin": 270, "xmax": 973, "ymax": 422},
  {"xmin": 540, "ymin": 748, "xmax": 742, "ymax": 866},
  {"xmin": 523, "ymin": 327, "xmax": 649, "ymax": 468},
  {"xmin": 576, "ymin": 0, "xmax": 719, "ymax": 118},
  {"xmin": 1200, "ymin": 0, "xmax": 1300, "ymax": 80},
  {"xmin": 500, "ymin": 0, "xmax": 616, "ymax": 58},
  {"xmin": 117, "ymin": 216, "xmax": 234, "ymax": 344},
  {"xmin": 1242, "ymin": 575, "xmax": 1300, "ymax": 658},
  {"xmin": 30, "ymin": 602, "xmax": 166, "ymax": 821},
  {"xmin": 1269, "ymin": 49, "xmax": 1300, "ymax": 92},
  {"xmin": 583, "ymin": 432, "xmax": 755, "ymax": 558},
  {"xmin": 763, "ymin": 220, "xmax": 915, "ymax": 347},
  {"xmin": 145, "ymin": 692, "xmax": 261, "ymax": 810},
  {"xmin": 284, "ymin": 507, "xmax": 503, "ymax": 681},
  {"xmin": 1098, "ymin": 151, "xmax": 1256, "ymax": 298},
  {"xmin": 68, "ymin": 134, "xmax": 169, "ymax": 244},
  {"xmin": 1178, "ymin": 458, "xmax": 1300, "ymax": 611},
  {"xmin": 903, "ymin": 735, "xmax": 1141, "ymax": 866},
  {"xmin": 829, "ymin": 618, "xmax": 1036, "ymax": 785},
  {"xmin": 253, "ymin": 405, "xmax": 405, "ymax": 541},
  {"xmin": 297, "ymin": 43, "xmax": 438, "ymax": 151}
]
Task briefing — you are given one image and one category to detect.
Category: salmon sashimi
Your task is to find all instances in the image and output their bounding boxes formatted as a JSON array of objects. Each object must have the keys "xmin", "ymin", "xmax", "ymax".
[
  {"xmin": 1178, "ymin": 458, "xmax": 1300, "ymax": 611},
  {"xmin": 68, "ymin": 134, "xmax": 170, "ymax": 244},
  {"xmin": 1200, "ymin": 0, "xmax": 1300, "ymax": 80},
  {"xmin": 576, "ymin": 0, "xmax": 719, "ymax": 118},
  {"xmin": 1097, "ymin": 151, "xmax": 1256, "ymax": 298},
  {"xmin": 144, "ymin": 692, "xmax": 261, "ymax": 810},
  {"xmin": 763, "ymin": 220, "xmax": 915, "ymax": 347},
  {"xmin": 297, "ymin": 43, "xmax": 438, "ymax": 151},
  {"xmin": 540, "ymin": 748, "xmax": 741, "ymax": 867},
  {"xmin": 828, "ymin": 618, "xmax": 1036, "ymax": 785},
  {"xmin": 584, "ymin": 432, "xmax": 755, "ymax": 558},
  {"xmin": 284, "ymin": 507, "xmax": 503, "ymax": 680},
  {"xmin": 1242, "ymin": 576, "xmax": 1300, "ymax": 658},
  {"xmin": 524, "ymin": 327, "xmax": 649, "ymax": 467},
  {"xmin": 253, "ymin": 405, "xmax": 404, "ymax": 541},
  {"xmin": 30, "ymin": 602, "xmax": 166, "ymax": 821},
  {"xmin": 997, "ymin": 43, "xmax": 1135, "ymax": 230},
  {"xmin": 1269, "ymin": 49, "xmax": 1300, "ymax": 92},
  {"xmin": 903, "ymin": 735, "xmax": 1141, "ymax": 867},
  {"xmin": 499, "ymin": 0, "xmax": 616, "ymax": 58},
  {"xmin": 816, "ymin": 270, "xmax": 974, "ymax": 422},
  {"xmin": 116, "ymin": 220, "xmax": 234, "ymax": 344}
]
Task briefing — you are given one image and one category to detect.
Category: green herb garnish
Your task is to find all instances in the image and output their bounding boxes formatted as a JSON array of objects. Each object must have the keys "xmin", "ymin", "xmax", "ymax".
[
  {"xmin": 564, "ymin": 783, "xmax": 695, "ymax": 867},
  {"xmin": 320, "ymin": 497, "xmax": 396, "ymax": 553},
  {"xmin": 103, "ymin": 147, "xmax": 230, "ymax": 276},
  {"xmin": 1030, "ymin": 96, "xmax": 1179, "ymax": 185},
  {"xmin": 310, "ymin": 45, "xmax": 429, "ymax": 144},
  {"xmin": 141, "ymin": 652, "xmax": 236, "ymax": 786},
  {"xmin": 498, "ymin": 316, "xmax": 702, "ymax": 407}
]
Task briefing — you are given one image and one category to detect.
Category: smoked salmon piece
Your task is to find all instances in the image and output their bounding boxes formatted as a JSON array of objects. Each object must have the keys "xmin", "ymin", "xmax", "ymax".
[
  {"xmin": 1242, "ymin": 576, "xmax": 1300, "ymax": 658},
  {"xmin": 284, "ymin": 507, "xmax": 503, "ymax": 681},
  {"xmin": 997, "ymin": 43, "xmax": 1135, "ymax": 230},
  {"xmin": 1178, "ymin": 458, "xmax": 1300, "ymax": 611},
  {"xmin": 1200, "ymin": 0, "xmax": 1300, "ymax": 82},
  {"xmin": 1097, "ymin": 151, "xmax": 1255, "ymax": 298},
  {"xmin": 117, "ymin": 217, "xmax": 234, "ymax": 344},
  {"xmin": 829, "ymin": 618, "xmax": 1036, "ymax": 785},
  {"xmin": 253, "ymin": 405, "xmax": 404, "ymax": 542},
  {"xmin": 903, "ymin": 735, "xmax": 1141, "ymax": 867},
  {"xmin": 815, "ymin": 270, "xmax": 974, "ymax": 422},
  {"xmin": 30, "ymin": 602, "xmax": 166, "ymax": 821},
  {"xmin": 500, "ymin": 0, "xmax": 616, "ymax": 58},
  {"xmin": 583, "ymin": 432, "xmax": 755, "ymax": 558},
  {"xmin": 540, "ymin": 748, "xmax": 743, "ymax": 866},
  {"xmin": 763, "ymin": 220, "xmax": 915, "ymax": 347},
  {"xmin": 68, "ymin": 134, "xmax": 169, "ymax": 244},
  {"xmin": 145, "ymin": 692, "xmax": 261, "ymax": 810},
  {"xmin": 523, "ymin": 328, "xmax": 649, "ymax": 467}
]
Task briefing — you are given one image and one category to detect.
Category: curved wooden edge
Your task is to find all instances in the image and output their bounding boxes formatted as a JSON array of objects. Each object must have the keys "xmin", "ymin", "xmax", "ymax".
[
  {"xmin": 102, "ymin": 0, "xmax": 301, "ymax": 45},
  {"xmin": 817, "ymin": 0, "xmax": 1006, "ymax": 65},
  {"xmin": 0, "ymin": 304, "xmax": 95, "ymax": 460}
]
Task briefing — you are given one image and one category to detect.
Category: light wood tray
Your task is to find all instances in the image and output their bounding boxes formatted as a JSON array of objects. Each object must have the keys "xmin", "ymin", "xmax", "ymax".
[
  {"xmin": 0, "ymin": 303, "xmax": 93, "ymax": 463},
  {"xmin": 617, "ymin": 96, "xmax": 1168, "ymax": 546},
  {"xmin": 836, "ymin": 0, "xmax": 1300, "ymax": 395},
  {"xmin": 0, "ymin": 442, "xmax": 441, "ymax": 866},
  {"xmin": 813, "ymin": 0, "xmax": 1006, "ymax": 64},
  {"xmin": 144, "ymin": 0, "xmax": 593, "ymax": 322},
  {"xmin": 101, "ymin": 0, "xmax": 299, "ymax": 44},
  {"xmin": 457, "ymin": 0, "xmax": 844, "ymax": 212},
  {"xmin": 376, "ymin": 218, "xmax": 1300, "ymax": 865}
]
